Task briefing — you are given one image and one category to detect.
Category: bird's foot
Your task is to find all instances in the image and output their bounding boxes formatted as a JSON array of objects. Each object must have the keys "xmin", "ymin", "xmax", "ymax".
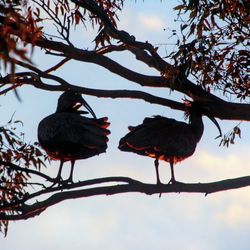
[
  {"xmin": 49, "ymin": 177, "xmax": 65, "ymax": 188},
  {"xmin": 57, "ymin": 177, "xmax": 75, "ymax": 187},
  {"xmin": 65, "ymin": 176, "xmax": 74, "ymax": 184},
  {"xmin": 167, "ymin": 178, "xmax": 182, "ymax": 185},
  {"xmin": 156, "ymin": 180, "xmax": 164, "ymax": 186},
  {"xmin": 58, "ymin": 180, "xmax": 72, "ymax": 187}
]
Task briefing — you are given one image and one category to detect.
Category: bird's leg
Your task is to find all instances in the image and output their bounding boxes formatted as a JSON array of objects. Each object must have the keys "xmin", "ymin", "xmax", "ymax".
[
  {"xmin": 56, "ymin": 160, "xmax": 64, "ymax": 182},
  {"xmin": 168, "ymin": 158, "xmax": 176, "ymax": 184},
  {"xmin": 49, "ymin": 160, "xmax": 64, "ymax": 187},
  {"xmin": 67, "ymin": 160, "xmax": 75, "ymax": 183},
  {"xmin": 154, "ymin": 159, "xmax": 161, "ymax": 185}
]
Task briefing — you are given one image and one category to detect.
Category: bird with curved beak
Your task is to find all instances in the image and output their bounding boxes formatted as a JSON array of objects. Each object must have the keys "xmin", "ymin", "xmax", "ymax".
[
  {"xmin": 38, "ymin": 90, "xmax": 110, "ymax": 185},
  {"xmin": 56, "ymin": 90, "xmax": 97, "ymax": 118},
  {"xmin": 118, "ymin": 101, "xmax": 221, "ymax": 184}
]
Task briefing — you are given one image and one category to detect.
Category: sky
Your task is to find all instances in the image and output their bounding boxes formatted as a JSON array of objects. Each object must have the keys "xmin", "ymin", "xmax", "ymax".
[{"xmin": 1, "ymin": 1, "xmax": 250, "ymax": 249}]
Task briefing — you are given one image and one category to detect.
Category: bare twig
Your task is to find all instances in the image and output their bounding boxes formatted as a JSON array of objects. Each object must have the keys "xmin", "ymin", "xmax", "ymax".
[
  {"xmin": 44, "ymin": 58, "xmax": 71, "ymax": 73},
  {"xmin": 0, "ymin": 161, "xmax": 53, "ymax": 182}
]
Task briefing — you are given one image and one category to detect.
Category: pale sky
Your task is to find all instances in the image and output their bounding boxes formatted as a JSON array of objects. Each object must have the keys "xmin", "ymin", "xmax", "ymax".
[{"xmin": 1, "ymin": 1, "xmax": 250, "ymax": 249}]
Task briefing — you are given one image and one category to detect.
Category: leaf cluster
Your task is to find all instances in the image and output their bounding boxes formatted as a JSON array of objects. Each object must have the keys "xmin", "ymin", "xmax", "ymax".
[
  {"xmin": 172, "ymin": 0, "xmax": 249, "ymax": 99},
  {"xmin": 0, "ymin": 0, "xmax": 42, "ymax": 73},
  {"xmin": 0, "ymin": 118, "xmax": 48, "ymax": 236},
  {"xmin": 219, "ymin": 125, "xmax": 241, "ymax": 147}
]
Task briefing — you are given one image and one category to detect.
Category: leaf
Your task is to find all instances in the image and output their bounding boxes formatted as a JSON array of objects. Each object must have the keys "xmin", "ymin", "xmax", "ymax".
[
  {"xmin": 60, "ymin": 6, "xmax": 64, "ymax": 16},
  {"xmin": 14, "ymin": 120, "xmax": 23, "ymax": 126},
  {"xmin": 173, "ymin": 5, "xmax": 185, "ymax": 11},
  {"xmin": 55, "ymin": 5, "xmax": 58, "ymax": 17},
  {"xmin": 181, "ymin": 24, "xmax": 188, "ymax": 31},
  {"xmin": 234, "ymin": 126, "xmax": 241, "ymax": 136}
]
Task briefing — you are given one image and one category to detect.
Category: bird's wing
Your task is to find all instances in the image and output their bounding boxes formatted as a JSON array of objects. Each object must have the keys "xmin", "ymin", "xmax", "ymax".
[
  {"xmin": 119, "ymin": 116, "xmax": 194, "ymax": 156},
  {"xmin": 38, "ymin": 114, "xmax": 110, "ymax": 149},
  {"xmin": 146, "ymin": 116, "xmax": 198, "ymax": 156},
  {"xmin": 64, "ymin": 115, "xmax": 110, "ymax": 148}
]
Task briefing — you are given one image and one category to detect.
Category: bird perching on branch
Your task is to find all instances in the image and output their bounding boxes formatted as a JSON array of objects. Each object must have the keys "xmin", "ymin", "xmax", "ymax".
[
  {"xmin": 38, "ymin": 90, "xmax": 110, "ymax": 184},
  {"xmin": 118, "ymin": 102, "xmax": 221, "ymax": 184}
]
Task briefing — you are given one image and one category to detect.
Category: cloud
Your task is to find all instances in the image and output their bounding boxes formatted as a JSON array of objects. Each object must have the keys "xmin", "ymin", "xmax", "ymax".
[
  {"xmin": 117, "ymin": 9, "xmax": 167, "ymax": 42},
  {"xmin": 176, "ymin": 147, "xmax": 250, "ymax": 183},
  {"xmin": 216, "ymin": 203, "xmax": 250, "ymax": 227},
  {"xmin": 138, "ymin": 14, "xmax": 165, "ymax": 30}
]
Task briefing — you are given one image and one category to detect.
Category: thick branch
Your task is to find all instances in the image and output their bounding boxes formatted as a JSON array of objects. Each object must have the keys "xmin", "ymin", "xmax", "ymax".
[
  {"xmin": 13, "ymin": 37, "xmax": 250, "ymax": 121},
  {"xmin": 0, "ymin": 73, "xmax": 186, "ymax": 111},
  {"xmin": 2, "ymin": 71, "xmax": 250, "ymax": 120},
  {"xmin": 1, "ymin": 175, "xmax": 250, "ymax": 221}
]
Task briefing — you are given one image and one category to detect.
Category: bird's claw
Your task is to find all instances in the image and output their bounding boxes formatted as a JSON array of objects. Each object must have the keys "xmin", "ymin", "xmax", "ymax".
[
  {"xmin": 49, "ymin": 177, "xmax": 65, "ymax": 188},
  {"xmin": 168, "ymin": 178, "xmax": 182, "ymax": 185}
]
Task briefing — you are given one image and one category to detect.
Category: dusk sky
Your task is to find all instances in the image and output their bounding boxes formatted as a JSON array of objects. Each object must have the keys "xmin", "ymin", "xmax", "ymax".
[{"xmin": 1, "ymin": 1, "xmax": 250, "ymax": 249}]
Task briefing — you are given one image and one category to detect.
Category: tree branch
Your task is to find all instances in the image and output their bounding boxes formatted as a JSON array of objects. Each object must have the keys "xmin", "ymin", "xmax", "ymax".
[
  {"xmin": 0, "ymin": 73, "xmax": 186, "ymax": 111},
  {"xmin": 44, "ymin": 58, "xmax": 71, "ymax": 73},
  {"xmin": 1, "ymin": 175, "xmax": 250, "ymax": 221},
  {"xmin": 0, "ymin": 15, "xmax": 245, "ymax": 112},
  {"xmin": 2, "ymin": 70, "xmax": 250, "ymax": 121},
  {"xmin": 9, "ymin": 34, "xmax": 250, "ymax": 121},
  {"xmin": 1, "ymin": 4, "xmax": 250, "ymax": 122}
]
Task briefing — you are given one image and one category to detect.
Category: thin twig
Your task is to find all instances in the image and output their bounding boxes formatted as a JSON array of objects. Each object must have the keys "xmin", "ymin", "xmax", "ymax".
[
  {"xmin": 44, "ymin": 58, "xmax": 71, "ymax": 73},
  {"xmin": 0, "ymin": 161, "xmax": 53, "ymax": 182}
]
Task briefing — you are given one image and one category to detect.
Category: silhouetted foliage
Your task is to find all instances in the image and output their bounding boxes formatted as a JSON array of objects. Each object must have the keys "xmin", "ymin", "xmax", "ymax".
[
  {"xmin": 0, "ymin": 118, "xmax": 48, "ymax": 235},
  {"xmin": 172, "ymin": 0, "xmax": 249, "ymax": 98}
]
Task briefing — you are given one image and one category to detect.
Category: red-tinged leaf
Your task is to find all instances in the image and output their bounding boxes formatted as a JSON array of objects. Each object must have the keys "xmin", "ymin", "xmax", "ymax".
[
  {"xmin": 189, "ymin": 10, "xmax": 197, "ymax": 19},
  {"xmin": 60, "ymin": 6, "xmax": 64, "ymax": 16},
  {"xmin": 173, "ymin": 5, "xmax": 185, "ymax": 11},
  {"xmin": 75, "ymin": 11, "xmax": 81, "ymax": 25},
  {"xmin": 197, "ymin": 24, "xmax": 203, "ymax": 38},
  {"xmin": 55, "ymin": 5, "xmax": 58, "ymax": 17},
  {"xmin": 234, "ymin": 126, "xmax": 241, "ymax": 135}
]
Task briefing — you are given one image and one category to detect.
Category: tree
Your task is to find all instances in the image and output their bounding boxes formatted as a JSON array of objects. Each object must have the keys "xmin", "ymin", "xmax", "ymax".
[{"xmin": 0, "ymin": 0, "xmax": 249, "ymax": 236}]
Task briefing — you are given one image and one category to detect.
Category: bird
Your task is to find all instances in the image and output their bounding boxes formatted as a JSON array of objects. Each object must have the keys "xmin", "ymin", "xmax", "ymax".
[
  {"xmin": 118, "ymin": 102, "xmax": 221, "ymax": 184},
  {"xmin": 38, "ymin": 90, "xmax": 110, "ymax": 184}
]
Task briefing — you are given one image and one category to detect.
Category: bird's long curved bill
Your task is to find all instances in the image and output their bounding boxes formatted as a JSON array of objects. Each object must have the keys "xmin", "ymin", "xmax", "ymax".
[
  {"xmin": 81, "ymin": 98, "xmax": 97, "ymax": 119},
  {"xmin": 207, "ymin": 115, "xmax": 222, "ymax": 139}
]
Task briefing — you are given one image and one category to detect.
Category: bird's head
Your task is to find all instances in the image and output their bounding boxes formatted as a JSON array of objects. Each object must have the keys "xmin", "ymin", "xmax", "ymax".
[
  {"xmin": 56, "ymin": 90, "xmax": 97, "ymax": 118},
  {"xmin": 185, "ymin": 100, "xmax": 222, "ymax": 139}
]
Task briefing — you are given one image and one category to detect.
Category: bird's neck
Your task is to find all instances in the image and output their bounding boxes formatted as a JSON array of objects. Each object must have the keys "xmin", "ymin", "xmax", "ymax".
[{"xmin": 190, "ymin": 115, "xmax": 204, "ymax": 142}]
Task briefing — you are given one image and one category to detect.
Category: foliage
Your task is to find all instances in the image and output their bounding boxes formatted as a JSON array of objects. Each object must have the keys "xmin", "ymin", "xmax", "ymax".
[
  {"xmin": 0, "ymin": 0, "xmax": 42, "ymax": 73},
  {"xmin": 219, "ymin": 124, "xmax": 241, "ymax": 147},
  {"xmin": 172, "ymin": 0, "xmax": 249, "ymax": 99},
  {"xmin": 0, "ymin": 118, "xmax": 48, "ymax": 236}
]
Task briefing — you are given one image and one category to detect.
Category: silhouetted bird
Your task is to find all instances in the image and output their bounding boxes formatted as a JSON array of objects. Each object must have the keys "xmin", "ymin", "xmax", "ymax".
[
  {"xmin": 38, "ymin": 90, "xmax": 110, "ymax": 184},
  {"xmin": 118, "ymin": 103, "xmax": 221, "ymax": 184}
]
